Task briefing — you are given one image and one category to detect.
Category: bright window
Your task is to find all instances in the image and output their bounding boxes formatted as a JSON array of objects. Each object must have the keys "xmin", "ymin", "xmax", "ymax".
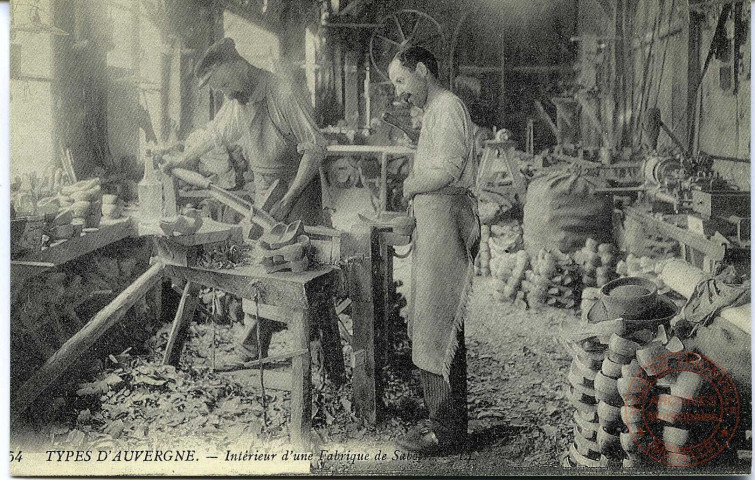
[
  {"xmin": 10, "ymin": 0, "xmax": 55, "ymax": 178},
  {"xmin": 106, "ymin": 0, "xmax": 163, "ymax": 161},
  {"xmin": 223, "ymin": 10, "xmax": 281, "ymax": 72}
]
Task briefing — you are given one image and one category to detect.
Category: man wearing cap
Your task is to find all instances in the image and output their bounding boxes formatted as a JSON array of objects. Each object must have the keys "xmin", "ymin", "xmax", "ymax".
[{"xmin": 163, "ymin": 37, "xmax": 330, "ymax": 365}]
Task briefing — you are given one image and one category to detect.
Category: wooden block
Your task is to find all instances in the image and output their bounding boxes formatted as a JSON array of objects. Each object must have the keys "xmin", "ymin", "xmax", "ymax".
[
  {"xmin": 304, "ymin": 225, "xmax": 343, "ymax": 265},
  {"xmin": 161, "ymin": 173, "xmax": 178, "ymax": 217},
  {"xmin": 687, "ymin": 214, "xmax": 731, "ymax": 237},
  {"xmin": 242, "ymin": 299, "xmax": 296, "ymax": 324}
]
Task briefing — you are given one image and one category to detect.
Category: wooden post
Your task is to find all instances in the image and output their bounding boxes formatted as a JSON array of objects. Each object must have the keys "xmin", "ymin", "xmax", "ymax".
[
  {"xmin": 377, "ymin": 234, "xmax": 393, "ymax": 369},
  {"xmin": 289, "ymin": 308, "xmax": 312, "ymax": 448},
  {"xmin": 162, "ymin": 281, "xmax": 200, "ymax": 366},
  {"xmin": 343, "ymin": 224, "xmax": 379, "ymax": 423},
  {"xmin": 499, "ymin": 35, "xmax": 506, "ymax": 128},
  {"xmin": 319, "ymin": 298, "xmax": 346, "ymax": 386},
  {"xmin": 344, "ymin": 49, "xmax": 359, "ymax": 128},
  {"xmin": 687, "ymin": 11, "xmax": 703, "ymax": 153},
  {"xmin": 379, "ymin": 152, "xmax": 388, "ymax": 214},
  {"xmin": 11, "ymin": 262, "xmax": 164, "ymax": 425}
]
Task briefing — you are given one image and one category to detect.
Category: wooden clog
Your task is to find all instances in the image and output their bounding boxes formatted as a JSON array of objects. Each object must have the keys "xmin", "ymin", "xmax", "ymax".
[
  {"xmin": 258, "ymin": 235, "xmax": 310, "ymax": 262},
  {"xmin": 261, "ymin": 256, "xmax": 309, "ymax": 274},
  {"xmin": 260, "ymin": 220, "xmax": 304, "ymax": 250}
]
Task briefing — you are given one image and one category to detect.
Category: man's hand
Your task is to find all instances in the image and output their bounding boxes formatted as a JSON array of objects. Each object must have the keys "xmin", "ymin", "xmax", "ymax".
[
  {"xmin": 402, "ymin": 176, "xmax": 418, "ymax": 200},
  {"xmin": 159, "ymin": 154, "xmax": 186, "ymax": 174},
  {"xmin": 269, "ymin": 194, "xmax": 295, "ymax": 222}
]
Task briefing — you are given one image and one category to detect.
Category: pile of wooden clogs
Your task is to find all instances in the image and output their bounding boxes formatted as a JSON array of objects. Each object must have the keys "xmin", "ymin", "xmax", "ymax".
[
  {"xmin": 565, "ymin": 334, "xmax": 605, "ymax": 467},
  {"xmin": 572, "ymin": 238, "xmax": 619, "ymax": 289},
  {"xmin": 492, "ymin": 247, "xmax": 582, "ymax": 310},
  {"xmin": 492, "ymin": 250, "xmax": 529, "ymax": 308},
  {"xmin": 564, "ymin": 278, "xmax": 688, "ymax": 469},
  {"xmin": 619, "ymin": 341, "xmax": 710, "ymax": 468},
  {"xmin": 476, "ymin": 221, "xmax": 523, "ymax": 277},
  {"xmin": 40, "ymin": 178, "xmax": 103, "ymax": 244},
  {"xmin": 615, "ymin": 254, "xmax": 668, "ymax": 290},
  {"xmin": 101, "ymin": 194, "xmax": 125, "ymax": 220},
  {"xmin": 477, "ymin": 225, "xmax": 493, "ymax": 277},
  {"xmin": 257, "ymin": 220, "xmax": 311, "ymax": 274},
  {"xmin": 59, "ymin": 178, "xmax": 103, "ymax": 230},
  {"xmin": 524, "ymin": 248, "xmax": 580, "ymax": 309}
]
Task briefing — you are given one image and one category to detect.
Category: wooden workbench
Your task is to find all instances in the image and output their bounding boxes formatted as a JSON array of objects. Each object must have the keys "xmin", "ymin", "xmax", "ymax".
[
  {"xmin": 624, "ymin": 206, "xmax": 750, "ymax": 272},
  {"xmin": 154, "ymin": 220, "xmax": 340, "ymax": 447},
  {"xmin": 11, "ymin": 217, "xmax": 135, "ymax": 289},
  {"xmin": 10, "ymin": 209, "xmax": 387, "ymax": 445}
]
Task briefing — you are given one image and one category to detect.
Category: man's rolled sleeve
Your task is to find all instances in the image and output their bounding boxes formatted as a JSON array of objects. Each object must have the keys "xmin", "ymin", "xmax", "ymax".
[
  {"xmin": 431, "ymin": 98, "xmax": 469, "ymax": 181},
  {"xmin": 208, "ymin": 100, "xmax": 244, "ymax": 150},
  {"xmin": 270, "ymin": 82, "xmax": 327, "ymax": 156}
]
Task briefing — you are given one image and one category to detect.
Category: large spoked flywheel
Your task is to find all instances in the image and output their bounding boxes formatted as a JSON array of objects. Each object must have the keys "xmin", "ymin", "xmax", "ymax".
[{"xmin": 369, "ymin": 9, "xmax": 446, "ymax": 84}]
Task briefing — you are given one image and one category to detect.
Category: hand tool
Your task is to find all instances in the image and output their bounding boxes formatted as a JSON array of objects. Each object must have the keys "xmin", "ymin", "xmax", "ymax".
[
  {"xmin": 170, "ymin": 167, "xmax": 277, "ymax": 232},
  {"xmin": 381, "ymin": 112, "xmax": 420, "ymax": 143}
]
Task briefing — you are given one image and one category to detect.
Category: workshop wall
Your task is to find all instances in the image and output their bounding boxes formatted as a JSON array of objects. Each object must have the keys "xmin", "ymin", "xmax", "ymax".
[
  {"xmin": 630, "ymin": 0, "xmax": 690, "ymax": 152},
  {"xmin": 51, "ymin": 0, "xmax": 115, "ymax": 178},
  {"xmin": 696, "ymin": 2, "xmax": 751, "ymax": 190},
  {"xmin": 352, "ymin": 0, "xmax": 577, "ymax": 141},
  {"xmin": 576, "ymin": 0, "xmax": 690, "ymax": 151},
  {"xmin": 577, "ymin": 0, "xmax": 751, "ymax": 182}
]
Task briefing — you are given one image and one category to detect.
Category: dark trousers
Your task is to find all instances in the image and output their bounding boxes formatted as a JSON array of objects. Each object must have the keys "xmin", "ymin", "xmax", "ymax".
[{"xmin": 419, "ymin": 326, "xmax": 468, "ymax": 443}]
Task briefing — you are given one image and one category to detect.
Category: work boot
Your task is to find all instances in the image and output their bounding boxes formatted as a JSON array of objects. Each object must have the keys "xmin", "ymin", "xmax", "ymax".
[
  {"xmin": 395, "ymin": 421, "xmax": 466, "ymax": 456},
  {"xmin": 215, "ymin": 325, "xmax": 274, "ymax": 372}
]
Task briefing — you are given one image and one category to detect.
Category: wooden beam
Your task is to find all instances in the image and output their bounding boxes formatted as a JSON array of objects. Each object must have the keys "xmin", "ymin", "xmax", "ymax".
[
  {"xmin": 11, "ymin": 262, "xmax": 165, "ymax": 425},
  {"xmin": 344, "ymin": 49, "xmax": 359, "ymax": 128},
  {"xmin": 163, "ymin": 264, "xmax": 337, "ymax": 310},
  {"xmin": 507, "ymin": 65, "xmax": 575, "ymax": 74},
  {"xmin": 687, "ymin": 11, "xmax": 704, "ymax": 153},
  {"xmin": 289, "ymin": 308, "xmax": 312, "ymax": 447},
  {"xmin": 379, "ymin": 152, "xmax": 388, "ymax": 213},
  {"xmin": 499, "ymin": 41, "xmax": 506, "ymax": 127},
  {"xmin": 624, "ymin": 207, "xmax": 727, "ymax": 261},
  {"xmin": 377, "ymin": 236, "xmax": 393, "ymax": 373},
  {"xmin": 534, "ymin": 100, "xmax": 559, "ymax": 137},
  {"xmin": 325, "ymin": 145, "xmax": 415, "ymax": 156},
  {"xmin": 162, "ymin": 282, "xmax": 200, "ymax": 366}
]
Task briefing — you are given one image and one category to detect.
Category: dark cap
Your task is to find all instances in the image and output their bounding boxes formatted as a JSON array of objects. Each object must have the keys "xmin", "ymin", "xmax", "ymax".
[{"xmin": 195, "ymin": 37, "xmax": 242, "ymax": 88}]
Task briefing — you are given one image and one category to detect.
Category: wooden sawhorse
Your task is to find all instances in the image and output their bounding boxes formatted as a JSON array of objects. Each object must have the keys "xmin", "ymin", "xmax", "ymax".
[{"xmin": 155, "ymin": 223, "xmax": 339, "ymax": 448}]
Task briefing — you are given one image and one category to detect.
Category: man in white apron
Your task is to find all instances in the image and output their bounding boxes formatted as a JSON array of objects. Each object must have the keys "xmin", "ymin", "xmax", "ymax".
[{"xmin": 388, "ymin": 46, "xmax": 480, "ymax": 454}]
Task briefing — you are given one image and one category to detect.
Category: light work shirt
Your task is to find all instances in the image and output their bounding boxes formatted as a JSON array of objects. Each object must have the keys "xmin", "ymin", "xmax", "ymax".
[
  {"xmin": 414, "ymin": 90, "xmax": 477, "ymax": 191},
  {"xmin": 208, "ymin": 70, "xmax": 327, "ymax": 177}
]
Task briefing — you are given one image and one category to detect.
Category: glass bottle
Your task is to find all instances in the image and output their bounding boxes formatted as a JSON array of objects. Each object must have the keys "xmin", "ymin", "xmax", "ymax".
[{"xmin": 138, "ymin": 149, "xmax": 163, "ymax": 223}]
